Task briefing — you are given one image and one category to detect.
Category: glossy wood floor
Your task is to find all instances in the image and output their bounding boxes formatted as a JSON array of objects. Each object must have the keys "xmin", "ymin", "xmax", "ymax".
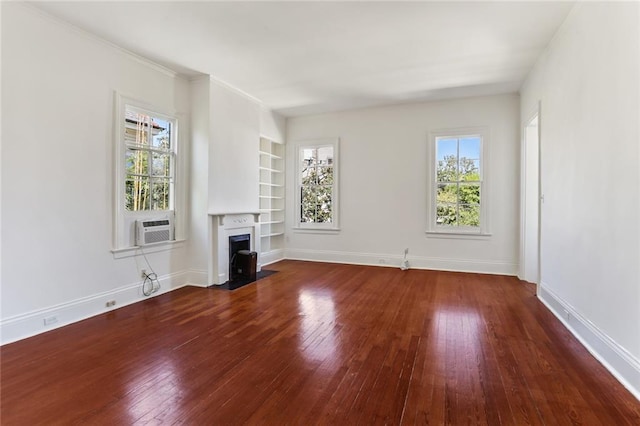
[{"xmin": 2, "ymin": 261, "xmax": 639, "ymax": 425}]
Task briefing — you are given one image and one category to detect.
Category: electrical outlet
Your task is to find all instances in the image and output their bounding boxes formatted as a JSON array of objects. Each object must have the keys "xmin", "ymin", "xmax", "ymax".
[
  {"xmin": 43, "ymin": 316, "xmax": 58, "ymax": 326},
  {"xmin": 105, "ymin": 300, "xmax": 116, "ymax": 308},
  {"xmin": 141, "ymin": 269, "xmax": 147, "ymax": 278}
]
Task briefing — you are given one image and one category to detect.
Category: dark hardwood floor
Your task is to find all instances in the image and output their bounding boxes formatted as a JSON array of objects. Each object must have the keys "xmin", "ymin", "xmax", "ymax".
[{"xmin": 1, "ymin": 260, "xmax": 639, "ymax": 425}]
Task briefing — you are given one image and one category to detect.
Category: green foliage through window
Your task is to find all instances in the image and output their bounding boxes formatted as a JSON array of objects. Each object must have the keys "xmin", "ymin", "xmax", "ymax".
[
  {"xmin": 436, "ymin": 136, "xmax": 481, "ymax": 227},
  {"xmin": 300, "ymin": 146, "xmax": 334, "ymax": 224},
  {"xmin": 124, "ymin": 108, "xmax": 174, "ymax": 211}
]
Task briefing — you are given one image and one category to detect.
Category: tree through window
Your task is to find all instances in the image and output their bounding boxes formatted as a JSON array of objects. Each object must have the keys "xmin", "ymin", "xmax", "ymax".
[
  {"xmin": 124, "ymin": 107, "xmax": 175, "ymax": 211},
  {"xmin": 435, "ymin": 135, "xmax": 482, "ymax": 228},
  {"xmin": 296, "ymin": 139, "xmax": 339, "ymax": 230}
]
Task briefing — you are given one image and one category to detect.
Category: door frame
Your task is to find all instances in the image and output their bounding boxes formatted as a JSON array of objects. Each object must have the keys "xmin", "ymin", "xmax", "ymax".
[{"xmin": 520, "ymin": 103, "xmax": 542, "ymax": 294}]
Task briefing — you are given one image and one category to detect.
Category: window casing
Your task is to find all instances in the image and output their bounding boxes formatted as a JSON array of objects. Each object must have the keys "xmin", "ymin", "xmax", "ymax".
[
  {"xmin": 429, "ymin": 128, "xmax": 488, "ymax": 235},
  {"xmin": 295, "ymin": 139, "xmax": 339, "ymax": 230},
  {"xmin": 114, "ymin": 94, "xmax": 179, "ymax": 249}
]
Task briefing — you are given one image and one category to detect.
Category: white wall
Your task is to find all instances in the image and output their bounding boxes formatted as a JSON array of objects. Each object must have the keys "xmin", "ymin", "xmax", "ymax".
[
  {"xmin": 260, "ymin": 106, "xmax": 286, "ymax": 144},
  {"xmin": 188, "ymin": 78, "xmax": 278, "ymax": 285},
  {"xmin": 208, "ymin": 80, "xmax": 260, "ymax": 214},
  {"xmin": 1, "ymin": 4, "xmax": 191, "ymax": 343},
  {"xmin": 187, "ymin": 77, "xmax": 211, "ymax": 285},
  {"xmin": 520, "ymin": 2, "xmax": 640, "ymax": 398},
  {"xmin": 285, "ymin": 94, "xmax": 520, "ymax": 274}
]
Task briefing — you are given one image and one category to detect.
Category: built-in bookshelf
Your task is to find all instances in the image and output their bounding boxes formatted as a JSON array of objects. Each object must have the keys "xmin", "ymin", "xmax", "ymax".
[{"xmin": 259, "ymin": 137, "xmax": 285, "ymax": 265}]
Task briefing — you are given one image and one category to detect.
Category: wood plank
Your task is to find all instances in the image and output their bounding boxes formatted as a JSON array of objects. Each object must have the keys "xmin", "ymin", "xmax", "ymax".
[{"xmin": 1, "ymin": 260, "xmax": 638, "ymax": 424}]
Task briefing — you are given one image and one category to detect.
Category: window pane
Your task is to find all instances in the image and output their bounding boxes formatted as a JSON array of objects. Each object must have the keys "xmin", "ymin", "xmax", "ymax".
[
  {"xmin": 125, "ymin": 110, "xmax": 150, "ymax": 146},
  {"xmin": 436, "ymin": 183, "xmax": 458, "ymax": 204},
  {"xmin": 301, "ymin": 187, "xmax": 317, "ymax": 222},
  {"xmin": 436, "ymin": 138, "xmax": 457, "ymax": 161},
  {"xmin": 436, "ymin": 204, "xmax": 457, "ymax": 226},
  {"xmin": 317, "ymin": 146, "xmax": 333, "ymax": 166},
  {"xmin": 125, "ymin": 149, "xmax": 148, "ymax": 176},
  {"xmin": 151, "ymin": 152, "xmax": 171, "ymax": 177},
  {"xmin": 460, "ymin": 159, "xmax": 480, "ymax": 181},
  {"xmin": 302, "ymin": 148, "xmax": 317, "ymax": 166},
  {"xmin": 459, "ymin": 137, "xmax": 480, "ymax": 160},
  {"xmin": 436, "ymin": 138, "xmax": 458, "ymax": 182},
  {"xmin": 301, "ymin": 165, "xmax": 318, "ymax": 185},
  {"xmin": 316, "ymin": 185, "xmax": 332, "ymax": 223},
  {"xmin": 459, "ymin": 183, "xmax": 480, "ymax": 205},
  {"xmin": 459, "ymin": 204, "xmax": 480, "ymax": 227},
  {"xmin": 317, "ymin": 166, "xmax": 333, "ymax": 185},
  {"xmin": 150, "ymin": 179, "xmax": 171, "ymax": 211},
  {"xmin": 151, "ymin": 118, "xmax": 171, "ymax": 150},
  {"xmin": 125, "ymin": 176, "xmax": 149, "ymax": 211}
]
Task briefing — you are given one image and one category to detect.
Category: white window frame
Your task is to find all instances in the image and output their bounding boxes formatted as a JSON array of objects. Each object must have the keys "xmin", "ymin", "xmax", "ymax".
[
  {"xmin": 113, "ymin": 93, "xmax": 181, "ymax": 250},
  {"xmin": 294, "ymin": 138, "xmax": 340, "ymax": 232},
  {"xmin": 427, "ymin": 127, "xmax": 490, "ymax": 237}
]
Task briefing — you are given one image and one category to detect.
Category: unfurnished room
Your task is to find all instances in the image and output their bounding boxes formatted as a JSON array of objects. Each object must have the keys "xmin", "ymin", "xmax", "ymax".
[{"xmin": 1, "ymin": 1, "xmax": 639, "ymax": 424}]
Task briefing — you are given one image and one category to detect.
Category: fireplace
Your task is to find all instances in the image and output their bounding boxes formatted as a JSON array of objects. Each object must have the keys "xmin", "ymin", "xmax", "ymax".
[
  {"xmin": 209, "ymin": 212, "xmax": 261, "ymax": 285},
  {"xmin": 229, "ymin": 234, "xmax": 252, "ymax": 281}
]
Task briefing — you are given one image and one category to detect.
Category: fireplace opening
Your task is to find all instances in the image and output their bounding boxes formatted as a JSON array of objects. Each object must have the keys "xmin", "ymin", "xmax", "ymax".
[{"xmin": 229, "ymin": 234, "xmax": 256, "ymax": 283}]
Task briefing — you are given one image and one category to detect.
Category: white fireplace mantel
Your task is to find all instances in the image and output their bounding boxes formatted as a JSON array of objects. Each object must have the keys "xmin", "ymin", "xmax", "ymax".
[{"xmin": 208, "ymin": 212, "xmax": 261, "ymax": 285}]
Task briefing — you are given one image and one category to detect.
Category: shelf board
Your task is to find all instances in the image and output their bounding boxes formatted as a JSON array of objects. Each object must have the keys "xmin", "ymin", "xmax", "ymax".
[
  {"xmin": 259, "ymin": 150, "xmax": 283, "ymax": 160},
  {"xmin": 260, "ymin": 208, "xmax": 284, "ymax": 212},
  {"xmin": 259, "ymin": 166, "xmax": 283, "ymax": 173},
  {"xmin": 259, "ymin": 195, "xmax": 283, "ymax": 200},
  {"xmin": 260, "ymin": 220, "xmax": 285, "ymax": 225},
  {"xmin": 259, "ymin": 182, "xmax": 283, "ymax": 187},
  {"xmin": 261, "ymin": 232, "xmax": 285, "ymax": 238}
]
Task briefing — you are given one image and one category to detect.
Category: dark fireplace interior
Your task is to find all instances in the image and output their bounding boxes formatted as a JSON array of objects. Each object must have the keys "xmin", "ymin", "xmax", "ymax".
[{"xmin": 229, "ymin": 234, "xmax": 251, "ymax": 282}]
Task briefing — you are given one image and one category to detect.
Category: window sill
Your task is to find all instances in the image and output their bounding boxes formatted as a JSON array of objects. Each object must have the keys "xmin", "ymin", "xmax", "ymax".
[
  {"xmin": 111, "ymin": 239, "xmax": 186, "ymax": 259},
  {"xmin": 425, "ymin": 231, "xmax": 492, "ymax": 240},
  {"xmin": 293, "ymin": 227, "xmax": 341, "ymax": 234}
]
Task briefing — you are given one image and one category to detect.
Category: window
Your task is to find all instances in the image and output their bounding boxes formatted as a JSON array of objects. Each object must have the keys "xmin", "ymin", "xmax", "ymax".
[
  {"xmin": 123, "ymin": 106, "xmax": 175, "ymax": 211},
  {"xmin": 295, "ymin": 139, "xmax": 339, "ymax": 230},
  {"xmin": 114, "ymin": 94, "xmax": 180, "ymax": 250},
  {"xmin": 429, "ymin": 128, "xmax": 488, "ymax": 234}
]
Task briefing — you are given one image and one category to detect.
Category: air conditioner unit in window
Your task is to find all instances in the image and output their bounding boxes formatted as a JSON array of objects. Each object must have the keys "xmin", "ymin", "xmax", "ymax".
[{"xmin": 136, "ymin": 216, "xmax": 174, "ymax": 246}]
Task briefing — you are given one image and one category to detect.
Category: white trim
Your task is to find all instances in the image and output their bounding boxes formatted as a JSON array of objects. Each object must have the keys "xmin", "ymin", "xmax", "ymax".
[
  {"xmin": 538, "ymin": 283, "xmax": 640, "ymax": 401},
  {"xmin": 187, "ymin": 269, "xmax": 209, "ymax": 288},
  {"xmin": 427, "ymin": 126, "xmax": 490, "ymax": 236},
  {"xmin": 284, "ymin": 248, "xmax": 517, "ymax": 276},
  {"xmin": 294, "ymin": 138, "xmax": 340, "ymax": 231},
  {"xmin": 1, "ymin": 271, "xmax": 190, "ymax": 345},
  {"xmin": 519, "ymin": 104, "xmax": 541, "ymax": 287},
  {"xmin": 113, "ymin": 93, "xmax": 183, "ymax": 250},
  {"xmin": 260, "ymin": 249, "xmax": 286, "ymax": 268},
  {"xmin": 292, "ymin": 227, "xmax": 341, "ymax": 234},
  {"xmin": 425, "ymin": 231, "xmax": 492, "ymax": 240},
  {"xmin": 111, "ymin": 239, "xmax": 186, "ymax": 259}
]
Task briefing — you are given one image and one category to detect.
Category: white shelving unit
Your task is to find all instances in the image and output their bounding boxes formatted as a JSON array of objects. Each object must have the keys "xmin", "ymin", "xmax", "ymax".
[{"xmin": 259, "ymin": 137, "xmax": 285, "ymax": 264}]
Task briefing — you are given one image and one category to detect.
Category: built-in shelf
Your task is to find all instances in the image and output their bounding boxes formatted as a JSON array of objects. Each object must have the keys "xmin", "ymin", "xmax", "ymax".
[
  {"xmin": 259, "ymin": 166, "xmax": 283, "ymax": 173},
  {"xmin": 261, "ymin": 232, "xmax": 284, "ymax": 238},
  {"xmin": 259, "ymin": 137, "xmax": 285, "ymax": 262},
  {"xmin": 258, "ymin": 150, "xmax": 283, "ymax": 160}
]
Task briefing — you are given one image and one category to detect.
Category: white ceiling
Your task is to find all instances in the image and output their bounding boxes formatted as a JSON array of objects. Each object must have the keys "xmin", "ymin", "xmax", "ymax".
[{"xmin": 32, "ymin": 1, "xmax": 574, "ymax": 117}]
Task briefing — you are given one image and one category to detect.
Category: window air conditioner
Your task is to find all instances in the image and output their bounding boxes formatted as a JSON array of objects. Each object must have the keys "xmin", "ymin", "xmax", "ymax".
[{"xmin": 136, "ymin": 216, "xmax": 174, "ymax": 246}]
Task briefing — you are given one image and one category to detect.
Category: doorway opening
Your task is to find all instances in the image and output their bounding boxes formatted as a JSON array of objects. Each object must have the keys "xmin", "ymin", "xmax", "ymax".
[{"xmin": 522, "ymin": 111, "xmax": 541, "ymax": 292}]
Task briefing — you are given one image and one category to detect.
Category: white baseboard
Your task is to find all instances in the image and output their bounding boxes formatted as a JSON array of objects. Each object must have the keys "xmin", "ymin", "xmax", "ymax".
[
  {"xmin": 538, "ymin": 283, "xmax": 640, "ymax": 401},
  {"xmin": 260, "ymin": 249, "xmax": 285, "ymax": 267},
  {"xmin": 187, "ymin": 269, "xmax": 209, "ymax": 287},
  {"xmin": 284, "ymin": 248, "xmax": 517, "ymax": 276},
  {"xmin": 0, "ymin": 271, "xmax": 190, "ymax": 345}
]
